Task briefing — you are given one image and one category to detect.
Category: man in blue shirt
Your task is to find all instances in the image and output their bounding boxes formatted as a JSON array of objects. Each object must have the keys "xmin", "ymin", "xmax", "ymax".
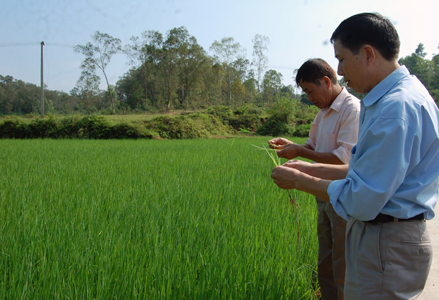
[{"xmin": 271, "ymin": 13, "xmax": 439, "ymax": 299}]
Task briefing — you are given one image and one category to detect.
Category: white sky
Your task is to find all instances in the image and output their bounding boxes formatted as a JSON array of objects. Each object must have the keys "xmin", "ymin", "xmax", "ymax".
[{"xmin": 1, "ymin": 0, "xmax": 438, "ymax": 94}]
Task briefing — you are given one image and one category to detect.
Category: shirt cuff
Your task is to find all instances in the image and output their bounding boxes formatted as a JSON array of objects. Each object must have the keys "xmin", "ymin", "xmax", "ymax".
[
  {"xmin": 328, "ymin": 179, "xmax": 350, "ymax": 221},
  {"xmin": 332, "ymin": 147, "xmax": 351, "ymax": 164}
]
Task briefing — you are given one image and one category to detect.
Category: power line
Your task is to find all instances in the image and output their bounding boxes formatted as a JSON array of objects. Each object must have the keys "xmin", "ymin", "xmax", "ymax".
[
  {"xmin": 45, "ymin": 42, "xmax": 75, "ymax": 48},
  {"xmin": 0, "ymin": 42, "xmax": 40, "ymax": 47},
  {"xmin": 0, "ymin": 42, "xmax": 75, "ymax": 48}
]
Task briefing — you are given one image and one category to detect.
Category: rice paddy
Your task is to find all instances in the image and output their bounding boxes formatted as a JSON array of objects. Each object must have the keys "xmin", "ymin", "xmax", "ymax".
[{"xmin": 0, "ymin": 138, "xmax": 318, "ymax": 299}]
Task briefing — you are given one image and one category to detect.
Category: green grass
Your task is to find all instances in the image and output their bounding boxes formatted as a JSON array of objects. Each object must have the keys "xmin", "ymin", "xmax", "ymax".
[
  {"xmin": 0, "ymin": 111, "xmax": 203, "ymax": 123},
  {"xmin": 104, "ymin": 113, "xmax": 172, "ymax": 122},
  {"xmin": 0, "ymin": 138, "xmax": 317, "ymax": 299}
]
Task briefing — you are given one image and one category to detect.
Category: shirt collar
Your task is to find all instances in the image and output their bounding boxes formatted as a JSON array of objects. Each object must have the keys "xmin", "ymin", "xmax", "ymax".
[
  {"xmin": 328, "ymin": 87, "xmax": 349, "ymax": 113},
  {"xmin": 362, "ymin": 66, "xmax": 410, "ymax": 107}
]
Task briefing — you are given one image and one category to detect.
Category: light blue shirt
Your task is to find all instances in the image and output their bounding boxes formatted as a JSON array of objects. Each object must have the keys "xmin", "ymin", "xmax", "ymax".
[{"xmin": 328, "ymin": 66, "xmax": 439, "ymax": 221}]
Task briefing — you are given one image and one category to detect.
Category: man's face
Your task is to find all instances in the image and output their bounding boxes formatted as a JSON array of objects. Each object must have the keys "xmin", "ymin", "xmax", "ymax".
[
  {"xmin": 299, "ymin": 78, "xmax": 332, "ymax": 109},
  {"xmin": 333, "ymin": 39, "xmax": 367, "ymax": 93}
]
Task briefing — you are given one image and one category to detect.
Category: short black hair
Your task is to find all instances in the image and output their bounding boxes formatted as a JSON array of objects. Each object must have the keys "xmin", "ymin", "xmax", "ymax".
[
  {"xmin": 330, "ymin": 12, "xmax": 400, "ymax": 61},
  {"xmin": 295, "ymin": 58, "xmax": 338, "ymax": 86}
]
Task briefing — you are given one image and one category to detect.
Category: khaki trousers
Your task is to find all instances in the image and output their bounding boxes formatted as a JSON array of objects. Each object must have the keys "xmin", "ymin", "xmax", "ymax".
[
  {"xmin": 316, "ymin": 198, "xmax": 347, "ymax": 300},
  {"xmin": 345, "ymin": 218, "xmax": 432, "ymax": 299}
]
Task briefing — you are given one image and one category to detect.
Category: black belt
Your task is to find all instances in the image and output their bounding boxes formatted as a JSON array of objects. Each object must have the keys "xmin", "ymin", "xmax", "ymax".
[{"xmin": 367, "ymin": 213, "xmax": 425, "ymax": 223}]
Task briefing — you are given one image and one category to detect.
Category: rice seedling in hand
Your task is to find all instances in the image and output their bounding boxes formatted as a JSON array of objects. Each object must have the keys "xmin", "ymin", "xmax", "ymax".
[
  {"xmin": 251, "ymin": 143, "xmax": 300, "ymax": 207},
  {"xmin": 253, "ymin": 141, "xmax": 302, "ymax": 249},
  {"xmin": 246, "ymin": 133, "xmax": 303, "ymax": 250}
]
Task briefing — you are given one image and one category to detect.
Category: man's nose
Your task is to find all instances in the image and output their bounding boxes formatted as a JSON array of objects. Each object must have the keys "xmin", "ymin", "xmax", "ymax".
[{"xmin": 337, "ymin": 64, "xmax": 344, "ymax": 76}]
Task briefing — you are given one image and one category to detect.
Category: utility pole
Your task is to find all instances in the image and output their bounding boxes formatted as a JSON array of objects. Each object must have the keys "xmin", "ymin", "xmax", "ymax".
[{"xmin": 40, "ymin": 41, "xmax": 44, "ymax": 118}]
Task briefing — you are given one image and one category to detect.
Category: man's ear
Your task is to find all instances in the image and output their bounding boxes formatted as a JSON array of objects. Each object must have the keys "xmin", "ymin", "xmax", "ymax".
[
  {"xmin": 363, "ymin": 45, "xmax": 376, "ymax": 66},
  {"xmin": 322, "ymin": 76, "xmax": 332, "ymax": 89}
]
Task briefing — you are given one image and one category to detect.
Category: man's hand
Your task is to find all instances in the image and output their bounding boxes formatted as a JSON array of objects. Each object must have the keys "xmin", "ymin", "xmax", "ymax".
[
  {"xmin": 271, "ymin": 164, "xmax": 332, "ymax": 202},
  {"xmin": 268, "ymin": 138, "xmax": 293, "ymax": 149},
  {"xmin": 270, "ymin": 165, "xmax": 302, "ymax": 190},
  {"xmin": 283, "ymin": 159, "xmax": 313, "ymax": 174},
  {"xmin": 276, "ymin": 143, "xmax": 304, "ymax": 160}
]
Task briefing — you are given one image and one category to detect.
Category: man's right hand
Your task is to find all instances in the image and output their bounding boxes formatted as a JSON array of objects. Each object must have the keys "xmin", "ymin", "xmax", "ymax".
[
  {"xmin": 283, "ymin": 159, "xmax": 313, "ymax": 174},
  {"xmin": 268, "ymin": 138, "xmax": 293, "ymax": 149},
  {"xmin": 276, "ymin": 143, "xmax": 304, "ymax": 160}
]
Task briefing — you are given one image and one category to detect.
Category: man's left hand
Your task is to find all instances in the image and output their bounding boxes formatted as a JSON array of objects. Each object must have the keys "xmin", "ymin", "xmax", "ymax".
[
  {"xmin": 271, "ymin": 165, "xmax": 302, "ymax": 190},
  {"xmin": 276, "ymin": 143, "xmax": 303, "ymax": 160}
]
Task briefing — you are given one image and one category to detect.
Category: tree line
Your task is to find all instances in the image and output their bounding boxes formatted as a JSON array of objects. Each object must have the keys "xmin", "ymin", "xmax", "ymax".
[
  {"xmin": 0, "ymin": 26, "xmax": 438, "ymax": 116},
  {"xmin": 0, "ymin": 28, "xmax": 295, "ymax": 116},
  {"xmin": 72, "ymin": 28, "xmax": 293, "ymax": 114}
]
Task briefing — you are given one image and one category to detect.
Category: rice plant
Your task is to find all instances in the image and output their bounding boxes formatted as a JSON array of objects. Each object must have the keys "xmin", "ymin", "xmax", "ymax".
[{"xmin": 0, "ymin": 138, "xmax": 318, "ymax": 299}]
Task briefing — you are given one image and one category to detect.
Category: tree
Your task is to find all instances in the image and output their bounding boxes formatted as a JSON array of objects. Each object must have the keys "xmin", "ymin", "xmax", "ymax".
[
  {"xmin": 119, "ymin": 27, "xmax": 210, "ymax": 111},
  {"xmin": 123, "ymin": 30, "xmax": 163, "ymax": 108},
  {"xmin": 71, "ymin": 67, "xmax": 103, "ymax": 113},
  {"xmin": 176, "ymin": 33, "xmax": 207, "ymax": 108},
  {"xmin": 0, "ymin": 75, "xmax": 15, "ymax": 115},
  {"xmin": 243, "ymin": 77, "xmax": 257, "ymax": 103},
  {"xmin": 209, "ymin": 63, "xmax": 226, "ymax": 104},
  {"xmin": 0, "ymin": 75, "xmax": 70, "ymax": 115},
  {"xmin": 210, "ymin": 37, "xmax": 246, "ymax": 104},
  {"xmin": 415, "ymin": 43, "xmax": 427, "ymax": 58},
  {"xmin": 231, "ymin": 78, "xmax": 245, "ymax": 105},
  {"xmin": 159, "ymin": 27, "xmax": 190, "ymax": 110},
  {"xmin": 432, "ymin": 51, "xmax": 439, "ymax": 90},
  {"xmin": 74, "ymin": 31, "xmax": 122, "ymax": 113},
  {"xmin": 399, "ymin": 43, "xmax": 435, "ymax": 93},
  {"xmin": 232, "ymin": 57, "xmax": 250, "ymax": 81},
  {"xmin": 262, "ymin": 69, "xmax": 283, "ymax": 103},
  {"xmin": 47, "ymin": 90, "xmax": 78, "ymax": 114},
  {"xmin": 280, "ymin": 84, "xmax": 295, "ymax": 99},
  {"xmin": 429, "ymin": 45, "xmax": 439, "ymax": 104},
  {"xmin": 116, "ymin": 69, "xmax": 145, "ymax": 110},
  {"xmin": 252, "ymin": 34, "xmax": 270, "ymax": 97},
  {"xmin": 12, "ymin": 80, "xmax": 39, "ymax": 114}
]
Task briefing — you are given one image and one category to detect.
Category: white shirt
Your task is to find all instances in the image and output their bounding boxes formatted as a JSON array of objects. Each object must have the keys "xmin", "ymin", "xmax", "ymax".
[{"xmin": 305, "ymin": 87, "xmax": 361, "ymax": 164}]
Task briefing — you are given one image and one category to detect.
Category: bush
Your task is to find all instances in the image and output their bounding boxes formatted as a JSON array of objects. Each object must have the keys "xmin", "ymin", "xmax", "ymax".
[
  {"xmin": 0, "ymin": 103, "xmax": 315, "ymax": 140},
  {"xmin": 255, "ymin": 98, "xmax": 297, "ymax": 137},
  {"xmin": 206, "ymin": 105, "xmax": 234, "ymax": 124},
  {"xmin": 23, "ymin": 113, "xmax": 35, "ymax": 118},
  {"xmin": 152, "ymin": 115, "xmax": 207, "ymax": 139},
  {"xmin": 293, "ymin": 124, "xmax": 312, "ymax": 137},
  {"xmin": 229, "ymin": 114, "xmax": 261, "ymax": 131},
  {"xmin": 188, "ymin": 113, "xmax": 233, "ymax": 136},
  {"xmin": 148, "ymin": 113, "xmax": 232, "ymax": 139},
  {"xmin": 293, "ymin": 102, "xmax": 319, "ymax": 125},
  {"xmin": 110, "ymin": 122, "xmax": 147, "ymax": 139},
  {"xmin": 0, "ymin": 119, "xmax": 29, "ymax": 138},
  {"xmin": 256, "ymin": 115, "xmax": 295, "ymax": 137},
  {"xmin": 56, "ymin": 116, "xmax": 83, "ymax": 138},
  {"xmin": 266, "ymin": 97, "xmax": 297, "ymax": 124},
  {"xmin": 0, "ymin": 115, "xmax": 155, "ymax": 139},
  {"xmin": 27, "ymin": 116, "xmax": 59, "ymax": 138},
  {"xmin": 233, "ymin": 104, "xmax": 263, "ymax": 116},
  {"xmin": 205, "ymin": 104, "xmax": 262, "ymax": 132}
]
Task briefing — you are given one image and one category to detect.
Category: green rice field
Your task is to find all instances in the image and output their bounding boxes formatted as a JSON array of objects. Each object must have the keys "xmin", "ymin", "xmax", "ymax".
[{"xmin": 0, "ymin": 138, "xmax": 319, "ymax": 299}]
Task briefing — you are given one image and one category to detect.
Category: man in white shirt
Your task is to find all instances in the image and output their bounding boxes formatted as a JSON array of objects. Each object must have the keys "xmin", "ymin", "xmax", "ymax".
[{"xmin": 269, "ymin": 58, "xmax": 360, "ymax": 300}]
